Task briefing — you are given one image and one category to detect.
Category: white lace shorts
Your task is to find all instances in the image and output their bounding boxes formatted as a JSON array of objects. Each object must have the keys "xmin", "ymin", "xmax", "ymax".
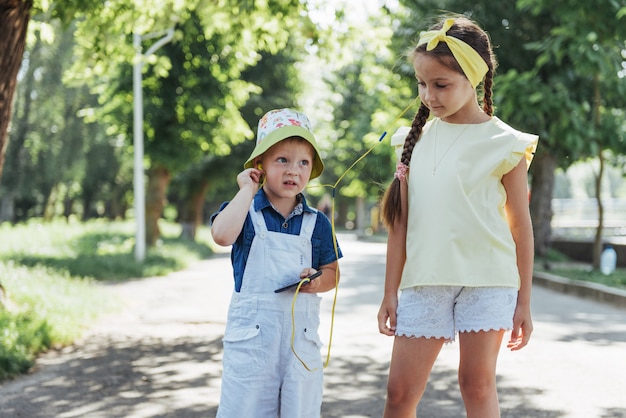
[{"xmin": 395, "ymin": 286, "xmax": 518, "ymax": 341}]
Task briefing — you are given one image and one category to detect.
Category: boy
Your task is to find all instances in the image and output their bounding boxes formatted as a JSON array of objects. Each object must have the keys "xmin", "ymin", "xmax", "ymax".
[{"xmin": 211, "ymin": 108, "xmax": 341, "ymax": 417}]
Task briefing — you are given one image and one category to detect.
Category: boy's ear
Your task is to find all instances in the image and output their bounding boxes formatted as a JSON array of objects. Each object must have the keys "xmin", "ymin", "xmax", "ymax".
[{"xmin": 256, "ymin": 161, "xmax": 263, "ymax": 170}]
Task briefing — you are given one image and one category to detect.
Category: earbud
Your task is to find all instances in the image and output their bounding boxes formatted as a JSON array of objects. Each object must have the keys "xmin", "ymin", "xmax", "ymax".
[{"xmin": 256, "ymin": 162, "xmax": 265, "ymax": 186}]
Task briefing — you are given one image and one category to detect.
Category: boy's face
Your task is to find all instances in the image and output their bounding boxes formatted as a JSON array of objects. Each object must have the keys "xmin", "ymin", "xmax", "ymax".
[{"xmin": 258, "ymin": 137, "xmax": 315, "ymax": 202}]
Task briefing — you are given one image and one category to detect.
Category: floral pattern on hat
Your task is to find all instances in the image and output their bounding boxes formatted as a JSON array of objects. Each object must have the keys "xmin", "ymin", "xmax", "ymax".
[
  {"xmin": 257, "ymin": 109, "xmax": 312, "ymax": 144},
  {"xmin": 244, "ymin": 108, "xmax": 324, "ymax": 179}
]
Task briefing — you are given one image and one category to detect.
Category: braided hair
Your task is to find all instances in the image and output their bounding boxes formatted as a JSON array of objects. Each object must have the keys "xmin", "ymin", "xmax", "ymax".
[{"xmin": 381, "ymin": 16, "xmax": 497, "ymax": 229}]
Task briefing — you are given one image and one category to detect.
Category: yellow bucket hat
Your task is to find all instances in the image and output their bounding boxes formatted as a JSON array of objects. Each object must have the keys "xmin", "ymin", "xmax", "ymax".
[{"xmin": 244, "ymin": 108, "xmax": 324, "ymax": 180}]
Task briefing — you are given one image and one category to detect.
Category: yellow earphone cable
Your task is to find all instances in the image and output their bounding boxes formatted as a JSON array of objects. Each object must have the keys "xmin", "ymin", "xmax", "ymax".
[{"xmin": 290, "ymin": 97, "xmax": 419, "ymax": 371}]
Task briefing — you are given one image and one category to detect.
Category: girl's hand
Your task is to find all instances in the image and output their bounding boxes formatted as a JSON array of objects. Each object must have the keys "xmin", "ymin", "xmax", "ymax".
[
  {"xmin": 507, "ymin": 303, "xmax": 533, "ymax": 350},
  {"xmin": 236, "ymin": 167, "xmax": 264, "ymax": 191},
  {"xmin": 377, "ymin": 295, "xmax": 398, "ymax": 336}
]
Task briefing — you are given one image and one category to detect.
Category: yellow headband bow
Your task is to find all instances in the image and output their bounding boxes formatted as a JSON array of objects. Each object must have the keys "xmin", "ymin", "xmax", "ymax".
[{"xmin": 417, "ymin": 19, "xmax": 488, "ymax": 88}]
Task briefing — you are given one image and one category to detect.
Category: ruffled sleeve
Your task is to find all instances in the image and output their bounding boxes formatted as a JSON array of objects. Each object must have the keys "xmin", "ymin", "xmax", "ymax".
[
  {"xmin": 390, "ymin": 126, "xmax": 411, "ymax": 162},
  {"xmin": 496, "ymin": 132, "xmax": 538, "ymax": 175}
]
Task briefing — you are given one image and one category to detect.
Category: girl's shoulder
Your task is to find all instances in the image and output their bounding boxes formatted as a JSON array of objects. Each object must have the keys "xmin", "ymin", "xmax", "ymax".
[
  {"xmin": 488, "ymin": 117, "xmax": 539, "ymax": 172},
  {"xmin": 490, "ymin": 117, "xmax": 537, "ymax": 141}
]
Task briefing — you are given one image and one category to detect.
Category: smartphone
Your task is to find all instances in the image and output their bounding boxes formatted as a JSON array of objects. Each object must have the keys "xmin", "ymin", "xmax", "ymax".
[{"xmin": 274, "ymin": 270, "xmax": 323, "ymax": 293}]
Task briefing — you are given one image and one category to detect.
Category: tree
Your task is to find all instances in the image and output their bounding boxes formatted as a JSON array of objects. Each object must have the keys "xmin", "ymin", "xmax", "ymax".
[
  {"xmin": 65, "ymin": 1, "xmax": 320, "ymax": 247},
  {"xmin": 392, "ymin": 0, "xmax": 626, "ymax": 260},
  {"xmin": 170, "ymin": 39, "xmax": 305, "ymax": 240},
  {"xmin": 0, "ymin": 0, "xmax": 33, "ymax": 181},
  {"xmin": 0, "ymin": 18, "xmax": 123, "ymax": 223},
  {"xmin": 516, "ymin": 0, "xmax": 626, "ymax": 265},
  {"xmin": 1, "ymin": 0, "xmax": 321, "ymax": 244},
  {"xmin": 308, "ymin": 4, "xmax": 415, "ymax": 233}
]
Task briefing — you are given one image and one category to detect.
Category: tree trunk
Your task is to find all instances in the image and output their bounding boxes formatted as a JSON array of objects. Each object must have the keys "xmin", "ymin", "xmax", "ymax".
[
  {"xmin": 0, "ymin": 190, "xmax": 15, "ymax": 222},
  {"xmin": 106, "ymin": 187, "xmax": 126, "ymax": 220},
  {"xmin": 63, "ymin": 194, "xmax": 73, "ymax": 221},
  {"xmin": 355, "ymin": 196, "xmax": 366, "ymax": 237},
  {"xmin": 337, "ymin": 199, "xmax": 349, "ymax": 230},
  {"xmin": 0, "ymin": 0, "xmax": 32, "ymax": 181},
  {"xmin": 591, "ymin": 74, "xmax": 604, "ymax": 270},
  {"xmin": 592, "ymin": 149, "xmax": 605, "ymax": 270},
  {"xmin": 529, "ymin": 152, "xmax": 557, "ymax": 257},
  {"xmin": 178, "ymin": 181, "xmax": 209, "ymax": 241},
  {"xmin": 145, "ymin": 166, "xmax": 171, "ymax": 247},
  {"xmin": 43, "ymin": 183, "xmax": 58, "ymax": 221}
]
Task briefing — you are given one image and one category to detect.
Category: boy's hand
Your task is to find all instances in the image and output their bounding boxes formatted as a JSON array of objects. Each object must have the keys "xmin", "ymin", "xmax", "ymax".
[
  {"xmin": 298, "ymin": 268, "xmax": 321, "ymax": 293},
  {"xmin": 237, "ymin": 167, "xmax": 264, "ymax": 191}
]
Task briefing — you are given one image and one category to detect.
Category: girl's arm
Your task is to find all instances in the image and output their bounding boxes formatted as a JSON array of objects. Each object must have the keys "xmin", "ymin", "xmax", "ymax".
[
  {"xmin": 378, "ymin": 180, "xmax": 408, "ymax": 336},
  {"xmin": 211, "ymin": 168, "xmax": 263, "ymax": 246},
  {"xmin": 501, "ymin": 158, "xmax": 534, "ymax": 351}
]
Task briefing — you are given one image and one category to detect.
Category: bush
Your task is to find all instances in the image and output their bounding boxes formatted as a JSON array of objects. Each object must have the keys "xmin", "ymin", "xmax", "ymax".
[
  {"xmin": 0, "ymin": 219, "xmax": 214, "ymax": 381},
  {"xmin": 0, "ymin": 311, "xmax": 53, "ymax": 380}
]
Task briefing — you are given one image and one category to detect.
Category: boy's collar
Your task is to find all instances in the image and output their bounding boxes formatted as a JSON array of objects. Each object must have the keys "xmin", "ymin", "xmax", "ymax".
[{"xmin": 253, "ymin": 189, "xmax": 315, "ymax": 214}]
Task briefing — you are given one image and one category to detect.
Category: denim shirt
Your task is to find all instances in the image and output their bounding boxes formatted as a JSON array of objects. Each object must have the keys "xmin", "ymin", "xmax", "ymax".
[{"xmin": 210, "ymin": 189, "xmax": 342, "ymax": 292}]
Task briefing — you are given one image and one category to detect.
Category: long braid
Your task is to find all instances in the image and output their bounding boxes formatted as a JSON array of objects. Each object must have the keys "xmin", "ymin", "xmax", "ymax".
[
  {"xmin": 482, "ymin": 67, "xmax": 495, "ymax": 116},
  {"xmin": 400, "ymin": 104, "xmax": 430, "ymax": 166},
  {"xmin": 381, "ymin": 104, "xmax": 430, "ymax": 229}
]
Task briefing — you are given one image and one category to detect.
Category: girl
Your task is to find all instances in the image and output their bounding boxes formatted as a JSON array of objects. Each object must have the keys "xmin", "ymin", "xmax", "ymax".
[{"xmin": 377, "ymin": 17, "xmax": 538, "ymax": 418}]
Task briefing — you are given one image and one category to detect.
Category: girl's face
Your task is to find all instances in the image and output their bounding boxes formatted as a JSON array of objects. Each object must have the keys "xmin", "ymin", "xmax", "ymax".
[
  {"xmin": 413, "ymin": 53, "xmax": 479, "ymax": 123},
  {"xmin": 258, "ymin": 138, "xmax": 315, "ymax": 204}
]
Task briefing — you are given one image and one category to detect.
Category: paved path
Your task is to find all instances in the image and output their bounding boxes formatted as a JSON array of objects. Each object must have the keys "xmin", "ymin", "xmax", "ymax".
[{"xmin": 1, "ymin": 235, "xmax": 625, "ymax": 417}]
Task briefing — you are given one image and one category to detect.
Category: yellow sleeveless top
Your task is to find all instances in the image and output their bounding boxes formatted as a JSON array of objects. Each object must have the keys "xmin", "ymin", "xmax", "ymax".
[{"xmin": 391, "ymin": 117, "xmax": 538, "ymax": 289}]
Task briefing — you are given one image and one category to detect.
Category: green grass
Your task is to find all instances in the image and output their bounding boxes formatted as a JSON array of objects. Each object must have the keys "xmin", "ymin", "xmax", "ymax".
[
  {"xmin": 543, "ymin": 267, "xmax": 626, "ymax": 290},
  {"xmin": 0, "ymin": 219, "xmax": 214, "ymax": 280},
  {"xmin": 0, "ymin": 218, "xmax": 215, "ymax": 381},
  {"xmin": 535, "ymin": 248, "xmax": 626, "ymax": 291}
]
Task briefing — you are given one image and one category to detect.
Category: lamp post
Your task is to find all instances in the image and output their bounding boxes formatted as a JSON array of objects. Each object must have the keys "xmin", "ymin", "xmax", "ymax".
[{"xmin": 132, "ymin": 26, "xmax": 175, "ymax": 262}]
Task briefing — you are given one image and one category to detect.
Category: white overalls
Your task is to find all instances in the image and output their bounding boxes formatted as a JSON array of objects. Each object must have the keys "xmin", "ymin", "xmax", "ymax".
[{"xmin": 217, "ymin": 204, "xmax": 324, "ymax": 418}]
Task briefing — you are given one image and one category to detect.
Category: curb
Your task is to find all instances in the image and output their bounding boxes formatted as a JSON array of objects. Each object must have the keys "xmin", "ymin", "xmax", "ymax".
[
  {"xmin": 533, "ymin": 271, "xmax": 626, "ymax": 309},
  {"xmin": 352, "ymin": 234, "xmax": 626, "ymax": 310}
]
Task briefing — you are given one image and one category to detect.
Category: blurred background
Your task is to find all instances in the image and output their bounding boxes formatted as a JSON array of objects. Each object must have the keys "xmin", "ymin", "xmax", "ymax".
[
  {"xmin": 1, "ymin": 0, "xmax": 625, "ymax": 383},
  {"xmin": 1, "ymin": 0, "xmax": 625, "ymax": 263}
]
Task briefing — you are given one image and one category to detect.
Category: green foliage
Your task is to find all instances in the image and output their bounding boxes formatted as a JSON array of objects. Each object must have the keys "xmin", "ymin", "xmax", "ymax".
[
  {"xmin": 0, "ymin": 260, "xmax": 111, "ymax": 381},
  {"xmin": 186, "ymin": 38, "xmax": 306, "ymax": 207},
  {"xmin": 64, "ymin": 1, "xmax": 319, "ymax": 166},
  {"xmin": 0, "ymin": 219, "xmax": 213, "ymax": 280},
  {"xmin": 0, "ymin": 310, "xmax": 53, "ymax": 380},
  {"xmin": 312, "ymin": 5, "xmax": 415, "ymax": 203},
  {"xmin": 2, "ymin": 19, "xmax": 132, "ymax": 221},
  {"xmin": 536, "ymin": 249, "xmax": 626, "ymax": 290},
  {"xmin": 0, "ymin": 218, "xmax": 215, "ymax": 380},
  {"xmin": 140, "ymin": 11, "xmax": 258, "ymax": 173},
  {"xmin": 516, "ymin": 0, "xmax": 626, "ymax": 154},
  {"xmin": 538, "ymin": 265, "xmax": 626, "ymax": 290}
]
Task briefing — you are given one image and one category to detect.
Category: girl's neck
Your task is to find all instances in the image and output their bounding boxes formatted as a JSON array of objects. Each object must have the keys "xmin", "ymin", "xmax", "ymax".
[{"xmin": 441, "ymin": 105, "xmax": 487, "ymax": 124}]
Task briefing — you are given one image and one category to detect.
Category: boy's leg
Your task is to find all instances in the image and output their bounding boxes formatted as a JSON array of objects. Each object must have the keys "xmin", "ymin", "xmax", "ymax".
[
  {"xmin": 217, "ymin": 372, "xmax": 280, "ymax": 417},
  {"xmin": 458, "ymin": 330, "xmax": 505, "ymax": 418},
  {"xmin": 217, "ymin": 315, "xmax": 283, "ymax": 418},
  {"xmin": 280, "ymin": 363, "xmax": 323, "ymax": 418},
  {"xmin": 383, "ymin": 336, "xmax": 444, "ymax": 418},
  {"xmin": 280, "ymin": 309, "xmax": 324, "ymax": 418}
]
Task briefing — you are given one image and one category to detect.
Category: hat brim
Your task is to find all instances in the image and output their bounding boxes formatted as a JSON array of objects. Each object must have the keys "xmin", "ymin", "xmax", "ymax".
[{"xmin": 244, "ymin": 125, "xmax": 324, "ymax": 180}]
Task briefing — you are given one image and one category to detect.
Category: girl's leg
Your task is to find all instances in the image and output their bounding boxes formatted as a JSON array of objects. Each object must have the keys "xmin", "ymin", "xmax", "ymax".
[
  {"xmin": 383, "ymin": 336, "xmax": 445, "ymax": 418},
  {"xmin": 457, "ymin": 330, "xmax": 505, "ymax": 418}
]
